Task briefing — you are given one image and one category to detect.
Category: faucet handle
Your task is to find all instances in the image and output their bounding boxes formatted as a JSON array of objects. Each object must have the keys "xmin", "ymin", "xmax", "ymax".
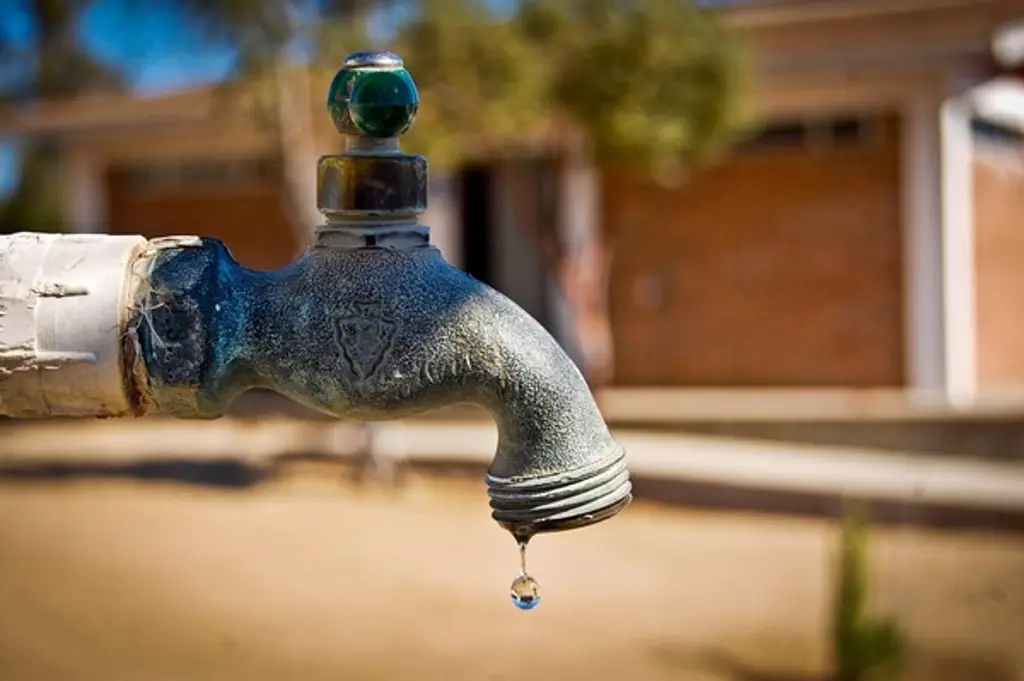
[
  {"xmin": 318, "ymin": 50, "xmax": 427, "ymax": 220},
  {"xmin": 327, "ymin": 51, "xmax": 419, "ymax": 139}
]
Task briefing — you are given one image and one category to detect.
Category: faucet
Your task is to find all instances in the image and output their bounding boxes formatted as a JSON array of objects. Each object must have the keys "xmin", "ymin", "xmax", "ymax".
[{"xmin": 0, "ymin": 51, "xmax": 631, "ymax": 542}]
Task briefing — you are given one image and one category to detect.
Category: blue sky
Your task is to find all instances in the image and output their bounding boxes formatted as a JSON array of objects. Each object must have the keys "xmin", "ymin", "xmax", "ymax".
[
  {"xmin": 1, "ymin": 0, "xmax": 238, "ymax": 95},
  {"xmin": 0, "ymin": 0, "xmax": 240, "ymax": 196},
  {"xmin": 0, "ymin": 144, "xmax": 16, "ymax": 195}
]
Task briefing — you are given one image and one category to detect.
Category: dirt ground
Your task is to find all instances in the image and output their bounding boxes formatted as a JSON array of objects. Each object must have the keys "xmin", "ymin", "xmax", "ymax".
[{"xmin": 0, "ymin": 468, "xmax": 1021, "ymax": 681}]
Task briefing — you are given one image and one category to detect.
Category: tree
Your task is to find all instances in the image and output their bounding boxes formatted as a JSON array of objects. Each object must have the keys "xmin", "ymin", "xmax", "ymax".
[
  {"xmin": 170, "ymin": 0, "xmax": 392, "ymax": 253},
  {"xmin": 519, "ymin": 0, "xmax": 749, "ymax": 165},
  {"xmin": 381, "ymin": 0, "xmax": 551, "ymax": 167},
  {"xmin": 0, "ymin": 0, "xmax": 125, "ymax": 234},
  {"xmin": 531, "ymin": 0, "xmax": 749, "ymax": 386}
]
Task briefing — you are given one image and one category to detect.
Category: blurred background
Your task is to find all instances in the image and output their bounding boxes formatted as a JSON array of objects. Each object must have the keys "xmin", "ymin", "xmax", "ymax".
[{"xmin": 1, "ymin": 1, "xmax": 1024, "ymax": 680}]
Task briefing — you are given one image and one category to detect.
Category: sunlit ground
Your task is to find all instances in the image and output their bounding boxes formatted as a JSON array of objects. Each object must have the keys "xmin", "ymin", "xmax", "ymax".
[{"xmin": 0, "ymin": 467, "xmax": 1021, "ymax": 681}]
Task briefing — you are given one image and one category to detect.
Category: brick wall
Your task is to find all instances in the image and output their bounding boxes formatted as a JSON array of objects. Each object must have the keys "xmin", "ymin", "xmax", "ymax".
[
  {"xmin": 106, "ymin": 161, "xmax": 298, "ymax": 271},
  {"xmin": 973, "ymin": 144, "xmax": 1024, "ymax": 390},
  {"xmin": 603, "ymin": 116, "xmax": 904, "ymax": 387}
]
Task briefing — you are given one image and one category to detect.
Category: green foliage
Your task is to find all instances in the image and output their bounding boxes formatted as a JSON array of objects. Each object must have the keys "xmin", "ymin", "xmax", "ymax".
[
  {"xmin": 389, "ymin": 0, "xmax": 750, "ymax": 168},
  {"xmin": 0, "ymin": 144, "xmax": 64, "ymax": 235},
  {"xmin": 314, "ymin": 1, "xmax": 399, "ymax": 66},
  {"xmin": 521, "ymin": 0, "xmax": 750, "ymax": 165},
  {"xmin": 174, "ymin": 0, "xmax": 391, "ymax": 79},
  {"xmin": 159, "ymin": 0, "xmax": 750, "ymax": 169},
  {"xmin": 0, "ymin": 0, "xmax": 123, "ymax": 102},
  {"xmin": 832, "ymin": 505, "xmax": 907, "ymax": 681},
  {"xmin": 390, "ymin": 0, "xmax": 551, "ymax": 166},
  {"xmin": 178, "ymin": 0, "xmax": 382, "ymax": 138},
  {"xmin": 172, "ymin": 0, "xmax": 297, "ymax": 70}
]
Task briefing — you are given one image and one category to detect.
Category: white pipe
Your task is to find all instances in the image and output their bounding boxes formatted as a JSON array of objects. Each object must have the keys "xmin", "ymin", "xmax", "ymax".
[
  {"xmin": 0, "ymin": 232, "xmax": 147, "ymax": 418},
  {"xmin": 939, "ymin": 95, "xmax": 977, "ymax": 405}
]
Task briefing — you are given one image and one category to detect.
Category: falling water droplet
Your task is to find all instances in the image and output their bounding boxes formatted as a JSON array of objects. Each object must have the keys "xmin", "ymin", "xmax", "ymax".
[
  {"xmin": 510, "ymin": 540, "xmax": 540, "ymax": 610},
  {"xmin": 510, "ymin": 574, "xmax": 540, "ymax": 610}
]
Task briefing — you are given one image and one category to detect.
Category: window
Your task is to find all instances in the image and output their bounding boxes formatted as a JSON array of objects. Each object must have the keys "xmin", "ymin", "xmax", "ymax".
[
  {"xmin": 734, "ymin": 114, "xmax": 882, "ymax": 154},
  {"xmin": 971, "ymin": 117, "xmax": 1024, "ymax": 170},
  {"xmin": 971, "ymin": 117, "xmax": 1024, "ymax": 146},
  {"xmin": 734, "ymin": 121, "xmax": 806, "ymax": 151},
  {"xmin": 831, "ymin": 117, "xmax": 865, "ymax": 143}
]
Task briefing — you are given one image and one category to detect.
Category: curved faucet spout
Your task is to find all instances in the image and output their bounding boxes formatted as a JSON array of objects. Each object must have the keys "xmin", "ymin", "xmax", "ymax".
[
  {"xmin": 121, "ymin": 48, "xmax": 631, "ymax": 541},
  {"xmin": 130, "ymin": 237, "xmax": 631, "ymax": 539}
]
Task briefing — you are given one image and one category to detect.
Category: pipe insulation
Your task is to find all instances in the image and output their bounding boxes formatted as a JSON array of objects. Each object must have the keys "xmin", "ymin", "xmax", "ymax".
[{"xmin": 0, "ymin": 232, "xmax": 147, "ymax": 418}]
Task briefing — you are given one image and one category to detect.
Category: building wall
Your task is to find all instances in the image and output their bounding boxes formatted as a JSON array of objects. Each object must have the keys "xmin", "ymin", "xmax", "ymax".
[
  {"xmin": 98, "ymin": 128, "xmax": 465, "ymax": 273},
  {"xmin": 105, "ymin": 158, "xmax": 298, "ymax": 271},
  {"xmin": 973, "ymin": 141, "xmax": 1024, "ymax": 390},
  {"xmin": 603, "ymin": 114, "xmax": 905, "ymax": 387}
]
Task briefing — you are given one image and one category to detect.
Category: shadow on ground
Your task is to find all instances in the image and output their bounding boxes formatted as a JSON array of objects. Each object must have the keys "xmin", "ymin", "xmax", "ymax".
[
  {"xmin": 1, "ymin": 456, "xmax": 1023, "ymax": 534},
  {"xmin": 0, "ymin": 459, "xmax": 273, "ymax": 489}
]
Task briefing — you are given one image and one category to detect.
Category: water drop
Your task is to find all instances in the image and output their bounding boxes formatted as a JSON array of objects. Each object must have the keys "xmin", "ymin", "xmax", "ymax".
[
  {"xmin": 510, "ymin": 540, "xmax": 540, "ymax": 610},
  {"xmin": 510, "ymin": 574, "xmax": 540, "ymax": 610}
]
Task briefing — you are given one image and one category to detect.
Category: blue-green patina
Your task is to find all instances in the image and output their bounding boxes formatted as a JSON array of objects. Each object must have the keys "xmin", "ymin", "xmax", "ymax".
[{"xmin": 126, "ymin": 51, "xmax": 631, "ymax": 541}]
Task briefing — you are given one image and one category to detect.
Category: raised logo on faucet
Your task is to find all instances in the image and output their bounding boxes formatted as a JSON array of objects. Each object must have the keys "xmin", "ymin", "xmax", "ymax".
[{"xmin": 333, "ymin": 300, "xmax": 397, "ymax": 380}]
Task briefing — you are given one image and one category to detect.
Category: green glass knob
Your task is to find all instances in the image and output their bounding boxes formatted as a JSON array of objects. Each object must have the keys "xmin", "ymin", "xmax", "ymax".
[
  {"xmin": 326, "ymin": 51, "xmax": 419, "ymax": 138},
  {"xmin": 349, "ymin": 69, "xmax": 418, "ymax": 138}
]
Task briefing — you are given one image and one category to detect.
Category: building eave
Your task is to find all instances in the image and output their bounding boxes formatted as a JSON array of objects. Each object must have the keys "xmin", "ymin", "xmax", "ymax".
[
  {"xmin": 721, "ymin": 0, "xmax": 1015, "ymax": 29},
  {"xmin": 0, "ymin": 87, "xmax": 221, "ymax": 137},
  {"xmin": 1, "ymin": 0, "xmax": 1017, "ymax": 140}
]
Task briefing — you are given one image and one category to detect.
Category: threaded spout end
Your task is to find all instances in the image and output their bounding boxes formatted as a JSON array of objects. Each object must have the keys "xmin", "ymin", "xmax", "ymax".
[{"xmin": 486, "ymin": 448, "xmax": 632, "ymax": 540}]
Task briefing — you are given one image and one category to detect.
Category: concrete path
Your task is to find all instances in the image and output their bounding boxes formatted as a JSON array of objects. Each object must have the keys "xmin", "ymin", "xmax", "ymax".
[{"xmin": 2, "ymin": 418, "xmax": 1022, "ymax": 513}]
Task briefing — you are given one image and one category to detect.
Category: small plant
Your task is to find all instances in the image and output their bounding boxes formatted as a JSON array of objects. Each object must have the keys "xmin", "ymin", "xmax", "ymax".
[{"xmin": 832, "ymin": 503, "xmax": 907, "ymax": 681}]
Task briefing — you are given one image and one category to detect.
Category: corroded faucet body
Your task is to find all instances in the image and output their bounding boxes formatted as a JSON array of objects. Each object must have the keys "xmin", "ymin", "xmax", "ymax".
[
  {"xmin": 134, "ymin": 235, "xmax": 630, "ymax": 538},
  {"xmin": 127, "ymin": 51, "xmax": 631, "ymax": 539}
]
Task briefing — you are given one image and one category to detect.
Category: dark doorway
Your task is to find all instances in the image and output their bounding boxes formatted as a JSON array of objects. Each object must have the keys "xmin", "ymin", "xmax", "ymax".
[{"xmin": 459, "ymin": 163, "xmax": 494, "ymax": 285}]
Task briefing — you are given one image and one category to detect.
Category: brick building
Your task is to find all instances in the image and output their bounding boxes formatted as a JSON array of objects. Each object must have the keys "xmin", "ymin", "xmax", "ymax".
[{"xmin": 2, "ymin": 0, "xmax": 1022, "ymax": 404}]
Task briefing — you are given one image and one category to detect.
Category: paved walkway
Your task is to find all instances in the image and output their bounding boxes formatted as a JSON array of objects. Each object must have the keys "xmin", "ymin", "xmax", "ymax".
[{"xmin": 2, "ymin": 418, "xmax": 1022, "ymax": 513}]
